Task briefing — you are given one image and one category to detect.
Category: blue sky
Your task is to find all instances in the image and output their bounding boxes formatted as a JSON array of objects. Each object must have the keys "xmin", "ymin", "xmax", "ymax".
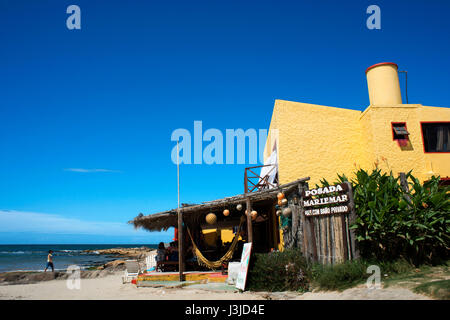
[{"xmin": 0, "ymin": 0, "xmax": 449, "ymax": 244}]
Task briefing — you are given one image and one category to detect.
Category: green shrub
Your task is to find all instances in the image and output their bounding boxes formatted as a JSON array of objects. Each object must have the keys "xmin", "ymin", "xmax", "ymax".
[
  {"xmin": 247, "ymin": 249, "xmax": 310, "ymax": 292},
  {"xmin": 310, "ymin": 258, "xmax": 416, "ymax": 291},
  {"xmin": 399, "ymin": 176, "xmax": 450, "ymax": 264},
  {"xmin": 311, "ymin": 259, "xmax": 369, "ymax": 291},
  {"xmin": 377, "ymin": 258, "xmax": 415, "ymax": 275},
  {"xmin": 319, "ymin": 169, "xmax": 450, "ymax": 264}
]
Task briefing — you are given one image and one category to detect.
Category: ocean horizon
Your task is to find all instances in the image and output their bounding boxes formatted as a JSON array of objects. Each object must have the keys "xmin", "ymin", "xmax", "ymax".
[{"xmin": 0, "ymin": 244, "xmax": 158, "ymax": 273}]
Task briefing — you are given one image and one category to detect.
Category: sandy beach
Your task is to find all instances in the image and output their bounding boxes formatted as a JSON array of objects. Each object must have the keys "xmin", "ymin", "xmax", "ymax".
[{"xmin": 0, "ymin": 272, "xmax": 430, "ymax": 300}]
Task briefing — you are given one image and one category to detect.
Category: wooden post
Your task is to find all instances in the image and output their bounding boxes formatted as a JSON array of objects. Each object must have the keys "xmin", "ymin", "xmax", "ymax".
[
  {"xmin": 291, "ymin": 194, "xmax": 299, "ymax": 248},
  {"xmin": 328, "ymin": 215, "xmax": 335, "ymax": 264},
  {"xmin": 399, "ymin": 172, "xmax": 412, "ymax": 208},
  {"xmin": 303, "ymin": 182, "xmax": 317, "ymax": 262},
  {"xmin": 177, "ymin": 141, "xmax": 184, "ymax": 281},
  {"xmin": 246, "ymin": 197, "xmax": 253, "ymax": 243},
  {"xmin": 177, "ymin": 208, "xmax": 184, "ymax": 281},
  {"xmin": 298, "ymin": 183, "xmax": 306, "ymax": 253},
  {"xmin": 308, "ymin": 217, "xmax": 318, "ymax": 262},
  {"xmin": 345, "ymin": 181, "xmax": 360, "ymax": 259},
  {"xmin": 244, "ymin": 169, "xmax": 248, "ymax": 194}
]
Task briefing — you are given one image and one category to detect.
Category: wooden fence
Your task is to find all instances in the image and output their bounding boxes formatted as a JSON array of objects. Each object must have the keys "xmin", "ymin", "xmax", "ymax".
[{"xmin": 283, "ymin": 181, "xmax": 359, "ymax": 264}]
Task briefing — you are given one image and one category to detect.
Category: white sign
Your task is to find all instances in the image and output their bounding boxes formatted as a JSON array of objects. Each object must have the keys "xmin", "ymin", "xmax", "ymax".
[
  {"xmin": 235, "ymin": 242, "xmax": 252, "ymax": 291},
  {"xmin": 304, "ymin": 184, "xmax": 344, "ymax": 197},
  {"xmin": 305, "ymin": 205, "xmax": 349, "ymax": 216},
  {"xmin": 303, "ymin": 194, "xmax": 348, "ymax": 207}
]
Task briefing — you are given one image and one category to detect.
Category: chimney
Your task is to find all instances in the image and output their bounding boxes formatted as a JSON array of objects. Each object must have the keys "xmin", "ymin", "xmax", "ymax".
[{"xmin": 366, "ymin": 62, "xmax": 402, "ymax": 106}]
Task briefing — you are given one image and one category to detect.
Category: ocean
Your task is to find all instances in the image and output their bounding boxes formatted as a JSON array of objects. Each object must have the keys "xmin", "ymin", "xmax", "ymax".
[{"xmin": 0, "ymin": 244, "xmax": 157, "ymax": 273}]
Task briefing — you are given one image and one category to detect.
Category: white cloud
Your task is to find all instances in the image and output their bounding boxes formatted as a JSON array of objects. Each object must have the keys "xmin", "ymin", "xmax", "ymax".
[
  {"xmin": 0, "ymin": 209, "xmax": 151, "ymax": 236},
  {"xmin": 64, "ymin": 168, "xmax": 121, "ymax": 173}
]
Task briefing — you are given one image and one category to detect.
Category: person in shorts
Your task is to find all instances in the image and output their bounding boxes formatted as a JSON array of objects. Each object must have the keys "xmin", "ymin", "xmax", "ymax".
[{"xmin": 44, "ymin": 250, "xmax": 54, "ymax": 272}]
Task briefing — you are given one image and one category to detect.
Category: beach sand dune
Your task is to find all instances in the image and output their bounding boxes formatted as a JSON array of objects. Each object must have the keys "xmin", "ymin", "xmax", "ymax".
[{"xmin": 0, "ymin": 273, "xmax": 430, "ymax": 300}]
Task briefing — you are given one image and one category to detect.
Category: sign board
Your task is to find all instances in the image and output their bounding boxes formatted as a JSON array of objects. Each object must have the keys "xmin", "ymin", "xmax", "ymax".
[
  {"xmin": 302, "ymin": 183, "xmax": 350, "ymax": 216},
  {"xmin": 298, "ymin": 181, "xmax": 358, "ymax": 264},
  {"xmin": 235, "ymin": 242, "xmax": 252, "ymax": 291}
]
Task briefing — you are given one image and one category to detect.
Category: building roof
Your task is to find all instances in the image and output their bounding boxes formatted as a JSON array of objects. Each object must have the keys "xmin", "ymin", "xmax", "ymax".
[{"xmin": 130, "ymin": 177, "xmax": 310, "ymax": 232}]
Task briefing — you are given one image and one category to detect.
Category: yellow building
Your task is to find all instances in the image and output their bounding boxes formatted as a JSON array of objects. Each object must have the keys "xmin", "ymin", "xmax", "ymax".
[{"xmin": 264, "ymin": 62, "xmax": 450, "ymax": 186}]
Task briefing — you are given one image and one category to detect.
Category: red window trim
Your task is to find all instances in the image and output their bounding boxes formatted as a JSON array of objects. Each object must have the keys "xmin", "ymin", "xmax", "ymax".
[
  {"xmin": 420, "ymin": 121, "xmax": 450, "ymax": 154},
  {"xmin": 391, "ymin": 122, "xmax": 409, "ymax": 147},
  {"xmin": 391, "ymin": 122, "xmax": 408, "ymax": 140}
]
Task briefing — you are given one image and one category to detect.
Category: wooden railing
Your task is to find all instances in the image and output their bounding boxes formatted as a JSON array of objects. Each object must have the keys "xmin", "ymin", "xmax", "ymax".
[{"xmin": 244, "ymin": 164, "xmax": 278, "ymax": 193}]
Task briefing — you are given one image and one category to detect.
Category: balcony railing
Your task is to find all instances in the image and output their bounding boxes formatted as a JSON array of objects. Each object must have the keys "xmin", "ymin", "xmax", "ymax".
[{"xmin": 244, "ymin": 164, "xmax": 278, "ymax": 193}]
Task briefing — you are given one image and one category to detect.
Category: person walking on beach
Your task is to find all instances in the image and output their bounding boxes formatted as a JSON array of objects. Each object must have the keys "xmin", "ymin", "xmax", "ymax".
[{"xmin": 44, "ymin": 250, "xmax": 54, "ymax": 272}]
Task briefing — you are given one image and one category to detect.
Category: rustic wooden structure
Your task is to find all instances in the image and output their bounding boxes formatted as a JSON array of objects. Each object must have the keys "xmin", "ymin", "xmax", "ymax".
[
  {"xmin": 131, "ymin": 178, "xmax": 310, "ymax": 271},
  {"xmin": 131, "ymin": 175, "xmax": 359, "ymax": 268}
]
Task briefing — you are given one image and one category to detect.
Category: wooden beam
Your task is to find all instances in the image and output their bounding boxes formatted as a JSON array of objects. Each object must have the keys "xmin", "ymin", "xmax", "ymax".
[
  {"xmin": 177, "ymin": 209, "xmax": 184, "ymax": 281},
  {"xmin": 177, "ymin": 140, "xmax": 184, "ymax": 282},
  {"xmin": 246, "ymin": 197, "xmax": 253, "ymax": 243},
  {"xmin": 308, "ymin": 217, "xmax": 318, "ymax": 262},
  {"xmin": 399, "ymin": 172, "xmax": 412, "ymax": 208},
  {"xmin": 345, "ymin": 181, "xmax": 360, "ymax": 260}
]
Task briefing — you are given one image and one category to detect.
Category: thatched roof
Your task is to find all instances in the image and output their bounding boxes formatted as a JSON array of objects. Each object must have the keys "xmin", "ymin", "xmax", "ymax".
[{"xmin": 130, "ymin": 177, "xmax": 310, "ymax": 232}]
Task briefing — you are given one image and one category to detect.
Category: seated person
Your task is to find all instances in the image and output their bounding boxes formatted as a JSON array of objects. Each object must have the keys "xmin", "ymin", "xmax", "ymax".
[
  {"xmin": 155, "ymin": 242, "xmax": 166, "ymax": 262},
  {"xmin": 186, "ymin": 243, "xmax": 197, "ymax": 262},
  {"xmin": 167, "ymin": 241, "xmax": 179, "ymax": 261}
]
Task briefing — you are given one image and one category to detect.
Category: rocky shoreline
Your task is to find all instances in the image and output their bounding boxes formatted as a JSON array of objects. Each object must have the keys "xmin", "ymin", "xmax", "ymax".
[
  {"xmin": 83, "ymin": 247, "xmax": 153, "ymax": 260},
  {"xmin": 0, "ymin": 247, "xmax": 155, "ymax": 286}
]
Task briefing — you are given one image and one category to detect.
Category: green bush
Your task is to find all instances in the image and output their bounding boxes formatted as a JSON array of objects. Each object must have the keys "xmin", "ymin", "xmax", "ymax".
[
  {"xmin": 311, "ymin": 258, "xmax": 416, "ymax": 291},
  {"xmin": 377, "ymin": 258, "xmax": 416, "ymax": 275},
  {"xmin": 319, "ymin": 169, "xmax": 450, "ymax": 264},
  {"xmin": 247, "ymin": 249, "xmax": 310, "ymax": 292},
  {"xmin": 311, "ymin": 259, "xmax": 369, "ymax": 291},
  {"xmin": 246, "ymin": 249, "xmax": 420, "ymax": 292}
]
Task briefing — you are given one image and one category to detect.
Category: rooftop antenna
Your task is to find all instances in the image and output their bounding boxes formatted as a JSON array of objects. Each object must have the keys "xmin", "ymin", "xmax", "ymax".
[{"xmin": 398, "ymin": 70, "xmax": 408, "ymax": 104}]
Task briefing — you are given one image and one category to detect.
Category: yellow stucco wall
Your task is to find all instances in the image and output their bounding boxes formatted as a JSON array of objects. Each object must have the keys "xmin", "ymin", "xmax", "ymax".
[
  {"xmin": 265, "ymin": 100, "xmax": 368, "ymax": 186},
  {"xmin": 202, "ymin": 228, "xmax": 239, "ymax": 245},
  {"xmin": 264, "ymin": 100, "xmax": 450, "ymax": 186},
  {"xmin": 418, "ymin": 106, "xmax": 450, "ymax": 179}
]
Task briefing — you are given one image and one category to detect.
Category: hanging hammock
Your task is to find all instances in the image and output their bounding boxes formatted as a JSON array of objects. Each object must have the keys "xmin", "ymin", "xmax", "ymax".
[{"xmin": 187, "ymin": 215, "xmax": 246, "ymax": 270}]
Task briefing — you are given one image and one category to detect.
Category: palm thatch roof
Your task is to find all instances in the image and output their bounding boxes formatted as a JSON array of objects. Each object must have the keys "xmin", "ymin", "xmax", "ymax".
[{"xmin": 129, "ymin": 177, "xmax": 309, "ymax": 232}]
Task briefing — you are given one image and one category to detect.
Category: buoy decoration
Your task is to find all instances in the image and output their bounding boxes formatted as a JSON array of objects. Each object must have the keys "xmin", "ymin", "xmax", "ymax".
[
  {"xmin": 276, "ymin": 210, "xmax": 282, "ymax": 216},
  {"xmin": 281, "ymin": 198, "xmax": 288, "ymax": 206},
  {"xmin": 223, "ymin": 209, "xmax": 230, "ymax": 216},
  {"xmin": 205, "ymin": 213, "xmax": 217, "ymax": 225},
  {"xmin": 251, "ymin": 210, "xmax": 258, "ymax": 220},
  {"xmin": 236, "ymin": 204, "xmax": 243, "ymax": 211},
  {"xmin": 282, "ymin": 207, "xmax": 292, "ymax": 217},
  {"xmin": 277, "ymin": 192, "xmax": 285, "ymax": 200}
]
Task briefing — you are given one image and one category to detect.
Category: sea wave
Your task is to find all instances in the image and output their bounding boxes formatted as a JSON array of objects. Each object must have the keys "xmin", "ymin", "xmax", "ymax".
[{"xmin": 0, "ymin": 251, "xmax": 28, "ymax": 254}]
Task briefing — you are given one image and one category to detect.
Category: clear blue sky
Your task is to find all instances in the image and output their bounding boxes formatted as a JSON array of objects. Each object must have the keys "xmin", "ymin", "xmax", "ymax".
[{"xmin": 0, "ymin": 0, "xmax": 449, "ymax": 244}]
